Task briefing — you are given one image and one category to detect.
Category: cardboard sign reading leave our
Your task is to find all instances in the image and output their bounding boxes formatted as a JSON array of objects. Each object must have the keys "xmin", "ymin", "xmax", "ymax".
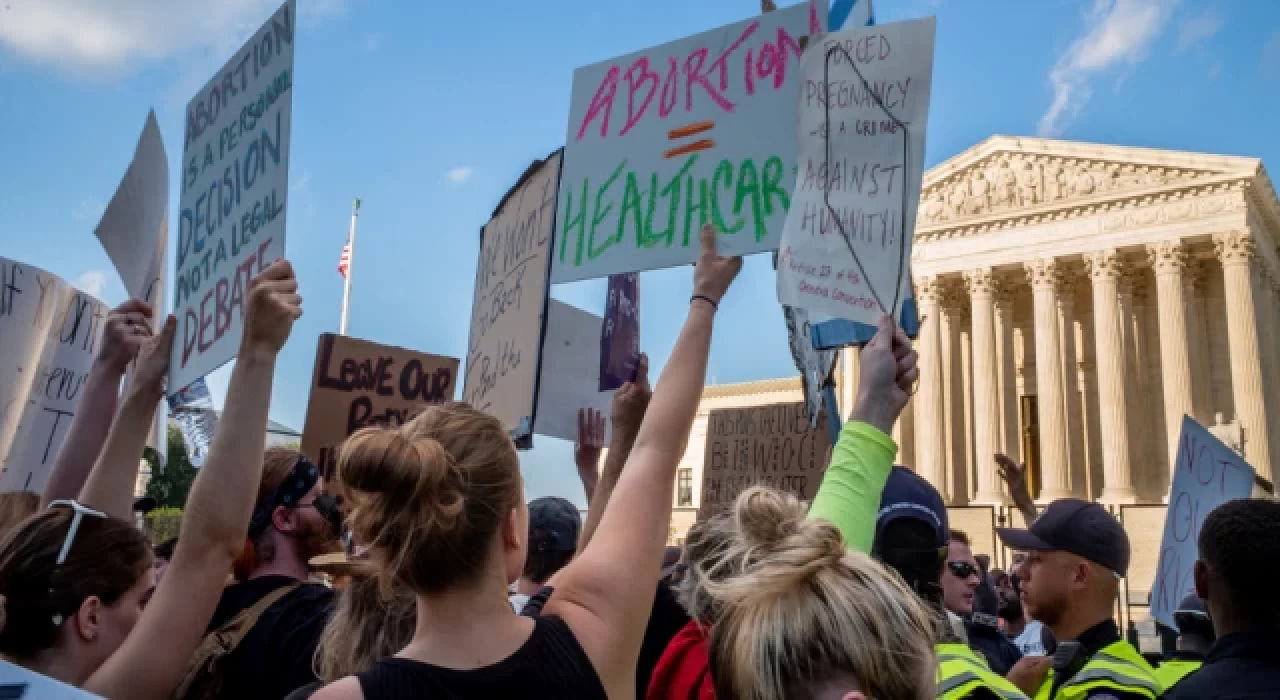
[
  {"xmin": 776, "ymin": 17, "xmax": 935, "ymax": 326},
  {"xmin": 301, "ymin": 333, "xmax": 459, "ymax": 476},
  {"xmin": 552, "ymin": 1, "xmax": 825, "ymax": 284},
  {"xmin": 698, "ymin": 401, "xmax": 830, "ymax": 519},
  {"xmin": 170, "ymin": 0, "xmax": 296, "ymax": 395},
  {"xmin": 1149, "ymin": 416, "xmax": 1255, "ymax": 630}
]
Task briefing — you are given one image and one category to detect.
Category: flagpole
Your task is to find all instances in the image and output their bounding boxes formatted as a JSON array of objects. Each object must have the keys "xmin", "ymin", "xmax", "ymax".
[{"xmin": 339, "ymin": 198, "xmax": 361, "ymax": 336}]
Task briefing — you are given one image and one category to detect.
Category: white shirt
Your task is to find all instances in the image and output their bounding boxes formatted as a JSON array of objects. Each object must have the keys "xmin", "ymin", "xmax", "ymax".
[{"xmin": 1014, "ymin": 620, "xmax": 1047, "ymax": 656}]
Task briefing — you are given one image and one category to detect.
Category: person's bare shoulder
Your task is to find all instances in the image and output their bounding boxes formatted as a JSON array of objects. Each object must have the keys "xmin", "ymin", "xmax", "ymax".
[{"xmin": 310, "ymin": 677, "xmax": 364, "ymax": 700}]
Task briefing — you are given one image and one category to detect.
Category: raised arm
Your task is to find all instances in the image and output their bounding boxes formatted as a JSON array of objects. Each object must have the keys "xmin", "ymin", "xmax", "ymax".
[
  {"xmin": 576, "ymin": 355, "xmax": 651, "ymax": 555},
  {"xmin": 995, "ymin": 453, "xmax": 1038, "ymax": 525},
  {"xmin": 86, "ymin": 261, "xmax": 302, "ymax": 700},
  {"xmin": 546, "ymin": 225, "xmax": 740, "ymax": 696},
  {"xmin": 574, "ymin": 407, "xmax": 605, "ymax": 507},
  {"xmin": 808, "ymin": 316, "xmax": 918, "ymax": 552},
  {"xmin": 41, "ymin": 299, "xmax": 152, "ymax": 508},
  {"xmin": 77, "ymin": 315, "xmax": 176, "ymax": 520}
]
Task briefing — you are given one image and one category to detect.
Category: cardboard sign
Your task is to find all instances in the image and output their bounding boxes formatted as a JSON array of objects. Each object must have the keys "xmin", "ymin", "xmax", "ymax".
[
  {"xmin": 600, "ymin": 273, "xmax": 640, "ymax": 391},
  {"xmin": 698, "ymin": 401, "xmax": 830, "ymax": 519},
  {"xmin": 170, "ymin": 0, "xmax": 296, "ymax": 394},
  {"xmin": 1150, "ymin": 416, "xmax": 1255, "ymax": 629},
  {"xmin": 776, "ymin": 18, "xmax": 935, "ymax": 325},
  {"xmin": 463, "ymin": 150, "xmax": 561, "ymax": 445},
  {"xmin": 552, "ymin": 1, "xmax": 826, "ymax": 283},
  {"xmin": 301, "ymin": 333, "xmax": 459, "ymax": 475},
  {"xmin": 0, "ymin": 258, "xmax": 108, "ymax": 493},
  {"xmin": 535, "ymin": 300, "xmax": 615, "ymax": 443}
]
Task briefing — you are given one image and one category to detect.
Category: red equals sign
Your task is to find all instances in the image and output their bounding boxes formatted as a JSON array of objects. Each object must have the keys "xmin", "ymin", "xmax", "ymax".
[{"xmin": 664, "ymin": 121, "xmax": 716, "ymax": 159}]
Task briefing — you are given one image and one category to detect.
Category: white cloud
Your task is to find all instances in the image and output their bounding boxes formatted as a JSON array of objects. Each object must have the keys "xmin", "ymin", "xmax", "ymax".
[
  {"xmin": 1176, "ymin": 9, "xmax": 1223, "ymax": 52},
  {"xmin": 445, "ymin": 167, "xmax": 474, "ymax": 184},
  {"xmin": 73, "ymin": 270, "xmax": 108, "ymax": 298},
  {"xmin": 1263, "ymin": 31, "xmax": 1280, "ymax": 80},
  {"xmin": 1038, "ymin": 0, "xmax": 1174, "ymax": 137}
]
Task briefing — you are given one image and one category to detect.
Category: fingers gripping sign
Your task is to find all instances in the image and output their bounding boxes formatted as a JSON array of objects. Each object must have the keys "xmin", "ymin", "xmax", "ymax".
[
  {"xmin": 692, "ymin": 224, "xmax": 743, "ymax": 310},
  {"xmin": 242, "ymin": 259, "xmax": 303, "ymax": 356}
]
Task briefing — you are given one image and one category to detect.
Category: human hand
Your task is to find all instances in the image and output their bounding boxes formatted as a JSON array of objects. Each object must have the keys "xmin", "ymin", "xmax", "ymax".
[
  {"xmin": 575, "ymin": 408, "xmax": 605, "ymax": 476},
  {"xmin": 692, "ymin": 224, "xmax": 742, "ymax": 307},
  {"xmin": 610, "ymin": 353, "xmax": 651, "ymax": 440},
  {"xmin": 1006, "ymin": 656, "xmax": 1052, "ymax": 696},
  {"xmin": 128, "ymin": 315, "xmax": 177, "ymax": 400},
  {"xmin": 96, "ymin": 299, "xmax": 155, "ymax": 373},
  {"xmin": 241, "ymin": 260, "xmax": 303, "ymax": 355},
  {"xmin": 851, "ymin": 315, "xmax": 918, "ymax": 435},
  {"xmin": 995, "ymin": 453, "xmax": 1032, "ymax": 500}
]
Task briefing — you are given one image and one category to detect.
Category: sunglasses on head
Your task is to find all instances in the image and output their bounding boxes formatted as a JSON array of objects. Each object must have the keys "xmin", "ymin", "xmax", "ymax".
[{"xmin": 947, "ymin": 560, "xmax": 980, "ymax": 579}]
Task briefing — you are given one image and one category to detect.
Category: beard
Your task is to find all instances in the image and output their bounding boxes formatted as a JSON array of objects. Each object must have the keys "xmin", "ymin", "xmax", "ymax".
[{"xmin": 298, "ymin": 514, "xmax": 342, "ymax": 562}]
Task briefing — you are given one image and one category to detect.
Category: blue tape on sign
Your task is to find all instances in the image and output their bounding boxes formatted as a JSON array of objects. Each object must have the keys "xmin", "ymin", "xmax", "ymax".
[
  {"xmin": 829, "ymin": 0, "xmax": 875, "ymax": 30},
  {"xmin": 810, "ymin": 297, "xmax": 920, "ymax": 350}
]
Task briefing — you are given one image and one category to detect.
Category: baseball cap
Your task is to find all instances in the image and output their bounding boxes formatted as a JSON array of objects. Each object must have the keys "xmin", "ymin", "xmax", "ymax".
[
  {"xmin": 875, "ymin": 466, "xmax": 949, "ymax": 550},
  {"xmin": 527, "ymin": 497, "xmax": 581, "ymax": 552},
  {"xmin": 996, "ymin": 498, "xmax": 1130, "ymax": 576}
]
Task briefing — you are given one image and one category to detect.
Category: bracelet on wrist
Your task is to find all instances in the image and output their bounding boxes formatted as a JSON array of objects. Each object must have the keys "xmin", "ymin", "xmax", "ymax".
[{"xmin": 691, "ymin": 294, "xmax": 718, "ymax": 311}]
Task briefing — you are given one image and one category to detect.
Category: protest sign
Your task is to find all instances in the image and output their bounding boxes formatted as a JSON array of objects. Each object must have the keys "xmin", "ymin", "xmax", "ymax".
[
  {"xmin": 776, "ymin": 18, "xmax": 935, "ymax": 326},
  {"xmin": 1, "ymin": 659, "xmax": 103, "ymax": 698},
  {"xmin": 535, "ymin": 300, "xmax": 615, "ymax": 443},
  {"xmin": 1150, "ymin": 416, "xmax": 1255, "ymax": 629},
  {"xmin": 301, "ymin": 333, "xmax": 459, "ymax": 476},
  {"xmin": 698, "ymin": 401, "xmax": 830, "ymax": 519},
  {"xmin": 552, "ymin": 1, "xmax": 826, "ymax": 283},
  {"xmin": 171, "ymin": 0, "xmax": 296, "ymax": 395},
  {"xmin": 0, "ymin": 258, "xmax": 108, "ymax": 493},
  {"xmin": 463, "ymin": 150, "xmax": 561, "ymax": 446},
  {"xmin": 600, "ymin": 273, "xmax": 640, "ymax": 391},
  {"xmin": 168, "ymin": 377, "xmax": 218, "ymax": 467},
  {"xmin": 783, "ymin": 305, "xmax": 837, "ymax": 428}
]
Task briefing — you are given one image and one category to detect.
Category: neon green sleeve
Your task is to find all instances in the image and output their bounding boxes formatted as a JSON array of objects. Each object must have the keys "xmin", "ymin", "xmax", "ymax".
[{"xmin": 807, "ymin": 421, "xmax": 897, "ymax": 554}]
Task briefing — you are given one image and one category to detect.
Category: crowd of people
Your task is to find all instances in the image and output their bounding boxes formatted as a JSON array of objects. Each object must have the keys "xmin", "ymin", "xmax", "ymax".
[{"xmin": 0, "ymin": 227, "xmax": 1277, "ymax": 698}]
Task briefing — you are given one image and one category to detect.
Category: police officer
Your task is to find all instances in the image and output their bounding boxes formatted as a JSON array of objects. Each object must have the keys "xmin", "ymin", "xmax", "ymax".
[
  {"xmin": 997, "ymin": 499, "xmax": 1162, "ymax": 699},
  {"xmin": 873, "ymin": 467, "xmax": 1029, "ymax": 699},
  {"xmin": 1154, "ymin": 594, "xmax": 1213, "ymax": 693}
]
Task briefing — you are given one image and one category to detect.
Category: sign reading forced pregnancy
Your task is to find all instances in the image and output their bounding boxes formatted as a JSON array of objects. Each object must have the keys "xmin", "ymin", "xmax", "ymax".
[
  {"xmin": 171, "ymin": 0, "xmax": 296, "ymax": 394},
  {"xmin": 776, "ymin": 18, "xmax": 935, "ymax": 326},
  {"xmin": 553, "ymin": 1, "xmax": 825, "ymax": 283},
  {"xmin": 301, "ymin": 333, "xmax": 459, "ymax": 476}
]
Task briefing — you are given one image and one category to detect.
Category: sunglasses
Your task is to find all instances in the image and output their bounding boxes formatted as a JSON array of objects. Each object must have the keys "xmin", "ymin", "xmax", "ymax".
[
  {"xmin": 47, "ymin": 499, "xmax": 107, "ymax": 627},
  {"xmin": 947, "ymin": 560, "xmax": 980, "ymax": 580}
]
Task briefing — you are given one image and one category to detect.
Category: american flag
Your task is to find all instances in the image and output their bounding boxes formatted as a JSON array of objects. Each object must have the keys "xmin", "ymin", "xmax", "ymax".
[{"xmin": 338, "ymin": 236, "xmax": 352, "ymax": 278}]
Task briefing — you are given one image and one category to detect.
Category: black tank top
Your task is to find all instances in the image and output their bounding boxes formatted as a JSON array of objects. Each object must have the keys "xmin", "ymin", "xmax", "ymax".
[{"xmin": 356, "ymin": 615, "xmax": 607, "ymax": 699}]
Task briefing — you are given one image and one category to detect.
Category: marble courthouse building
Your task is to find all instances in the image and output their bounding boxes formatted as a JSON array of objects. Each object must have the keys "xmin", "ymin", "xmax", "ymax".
[{"xmin": 668, "ymin": 136, "xmax": 1280, "ymax": 561}]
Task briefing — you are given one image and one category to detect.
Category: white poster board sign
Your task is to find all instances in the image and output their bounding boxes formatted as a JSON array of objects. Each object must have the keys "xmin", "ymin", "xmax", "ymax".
[
  {"xmin": 171, "ymin": 0, "xmax": 295, "ymax": 394},
  {"xmin": 0, "ymin": 258, "xmax": 108, "ymax": 493},
  {"xmin": 534, "ymin": 300, "xmax": 615, "ymax": 443},
  {"xmin": 0, "ymin": 660, "xmax": 103, "ymax": 699},
  {"xmin": 776, "ymin": 17, "xmax": 935, "ymax": 325},
  {"xmin": 1149, "ymin": 416, "xmax": 1255, "ymax": 629},
  {"xmin": 552, "ymin": 1, "xmax": 825, "ymax": 283}
]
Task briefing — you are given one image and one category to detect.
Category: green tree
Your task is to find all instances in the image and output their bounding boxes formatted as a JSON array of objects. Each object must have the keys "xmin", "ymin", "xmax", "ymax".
[{"xmin": 145, "ymin": 425, "xmax": 198, "ymax": 509}]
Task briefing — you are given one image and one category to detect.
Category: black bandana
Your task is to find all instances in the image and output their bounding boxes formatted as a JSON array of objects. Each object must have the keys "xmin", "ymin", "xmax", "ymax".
[{"xmin": 248, "ymin": 456, "xmax": 321, "ymax": 537}]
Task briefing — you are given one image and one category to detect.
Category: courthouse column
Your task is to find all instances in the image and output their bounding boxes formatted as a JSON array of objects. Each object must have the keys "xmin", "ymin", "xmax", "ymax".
[
  {"xmin": 1056, "ymin": 272, "xmax": 1085, "ymax": 497},
  {"xmin": 839, "ymin": 346, "xmax": 861, "ymax": 421},
  {"xmin": 1185, "ymin": 264, "xmax": 1213, "ymax": 423},
  {"xmin": 966, "ymin": 268, "xmax": 1004, "ymax": 503},
  {"xmin": 1086, "ymin": 250, "xmax": 1137, "ymax": 503},
  {"xmin": 1025, "ymin": 259, "xmax": 1072, "ymax": 501},
  {"xmin": 895, "ymin": 393, "xmax": 917, "ymax": 467},
  {"xmin": 1215, "ymin": 230, "xmax": 1274, "ymax": 479},
  {"xmin": 1149, "ymin": 240, "xmax": 1195, "ymax": 484},
  {"xmin": 913, "ymin": 277, "xmax": 950, "ymax": 496},
  {"xmin": 994, "ymin": 286, "xmax": 1021, "ymax": 463}
]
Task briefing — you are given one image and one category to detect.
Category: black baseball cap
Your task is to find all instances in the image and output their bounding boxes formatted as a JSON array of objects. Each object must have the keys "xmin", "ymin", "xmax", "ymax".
[
  {"xmin": 875, "ymin": 466, "xmax": 949, "ymax": 550},
  {"xmin": 996, "ymin": 498, "xmax": 1130, "ymax": 576},
  {"xmin": 528, "ymin": 497, "xmax": 581, "ymax": 552}
]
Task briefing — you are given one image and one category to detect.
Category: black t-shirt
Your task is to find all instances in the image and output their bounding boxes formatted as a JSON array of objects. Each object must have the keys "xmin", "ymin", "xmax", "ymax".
[
  {"xmin": 356, "ymin": 615, "xmax": 606, "ymax": 699},
  {"xmin": 520, "ymin": 582, "xmax": 691, "ymax": 698},
  {"xmin": 207, "ymin": 575, "xmax": 336, "ymax": 700}
]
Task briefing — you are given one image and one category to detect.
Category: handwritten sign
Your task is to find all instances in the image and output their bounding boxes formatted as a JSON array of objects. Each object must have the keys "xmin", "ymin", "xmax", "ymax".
[
  {"xmin": 301, "ymin": 333, "xmax": 459, "ymax": 476},
  {"xmin": 535, "ymin": 300, "xmax": 615, "ymax": 443},
  {"xmin": 698, "ymin": 401, "xmax": 830, "ymax": 519},
  {"xmin": 170, "ymin": 0, "xmax": 296, "ymax": 394},
  {"xmin": 0, "ymin": 258, "xmax": 107, "ymax": 493},
  {"xmin": 1150, "ymin": 416, "xmax": 1255, "ymax": 629},
  {"xmin": 776, "ymin": 17, "xmax": 935, "ymax": 325},
  {"xmin": 463, "ymin": 150, "xmax": 561, "ymax": 445},
  {"xmin": 600, "ymin": 273, "xmax": 640, "ymax": 391},
  {"xmin": 552, "ymin": 1, "xmax": 825, "ymax": 283}
]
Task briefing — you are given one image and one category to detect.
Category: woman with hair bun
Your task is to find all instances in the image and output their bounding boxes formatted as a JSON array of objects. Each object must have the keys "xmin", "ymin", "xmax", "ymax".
[
  {"xmin": 698, "ymin": 486, "xmax": 938, "ymax": 700},
  {"xmin": 314, "ymin": 224, "xmax": 742, "ymax": 700}
]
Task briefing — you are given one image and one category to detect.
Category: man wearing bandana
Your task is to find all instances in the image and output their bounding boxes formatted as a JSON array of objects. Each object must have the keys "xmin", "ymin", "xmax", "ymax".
[{"xmin": 202, "ymin": 448, "xmax": 345, "ymax": 700}]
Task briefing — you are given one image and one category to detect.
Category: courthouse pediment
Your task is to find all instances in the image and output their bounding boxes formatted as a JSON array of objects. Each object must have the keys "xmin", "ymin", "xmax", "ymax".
[{"xmin": 918, "ymin": 136, "xmax": 1265, "ymax": 235}]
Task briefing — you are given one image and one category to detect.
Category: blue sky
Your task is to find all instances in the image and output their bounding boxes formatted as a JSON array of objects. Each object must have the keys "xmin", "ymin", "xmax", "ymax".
[{"xmin": 3, "ymin": 0, "xmax": 1279, "ymax": 506}]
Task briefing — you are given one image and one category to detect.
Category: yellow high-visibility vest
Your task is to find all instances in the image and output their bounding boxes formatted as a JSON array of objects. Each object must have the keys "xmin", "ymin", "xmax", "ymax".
[
  {"xmin": 1032, "ymin": 640, "xmax": 1162, "ymax": 700},
  {"xmin": 935, "ymin": 642, "xmax": 1028, "ymax": 699}
]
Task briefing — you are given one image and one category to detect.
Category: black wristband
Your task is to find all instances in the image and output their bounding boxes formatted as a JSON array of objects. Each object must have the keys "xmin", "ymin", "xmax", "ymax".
[{"xmin": 691, "ymin": 294, "xmax": 718, "ymax": 311}]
